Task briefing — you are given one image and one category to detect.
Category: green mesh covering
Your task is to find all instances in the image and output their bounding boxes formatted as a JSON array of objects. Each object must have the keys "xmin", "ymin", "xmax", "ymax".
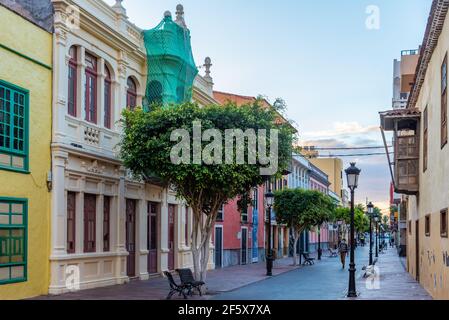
[{"xmin": 143, "ymin": 14, "xmax": 198, "ymax": 109}]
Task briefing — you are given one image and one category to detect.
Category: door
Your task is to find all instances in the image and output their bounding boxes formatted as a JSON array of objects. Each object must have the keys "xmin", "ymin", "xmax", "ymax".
[
  {"xmin": 252, "ymin": 209, "xmax": 259, "ymax": 262},
  {"xmin": 147, "ymin": 202, "xmax": 158, "ymax": 274},
  {"xmin": 168, "ymin": 204, "xmax": 175, "ymax": 271},
  {"xmin": 126, "ymin": 199, "xmax": 136, "ymax": 277},
  {"xmin": 214, "ymin": 226, "xmax": 223, "ymax": 268},
  {"xmin": 415, "ymin": 220, "xmax": 420, "ymax": 281},
  {"xmin": 241, "ymin": 228, "xmax": 248, "ymax": 265}
]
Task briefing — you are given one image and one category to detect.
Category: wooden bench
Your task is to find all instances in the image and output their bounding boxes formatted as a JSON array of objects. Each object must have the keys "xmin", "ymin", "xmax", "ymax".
[{"xmin": 302, "ymin": 252, "xmax": 315, "ymax": 265}]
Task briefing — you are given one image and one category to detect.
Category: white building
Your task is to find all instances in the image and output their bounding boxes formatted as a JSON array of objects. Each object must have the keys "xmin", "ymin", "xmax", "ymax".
[{"xmin": 49, "ymin": 0, "xmax": 216, "ymax": 294}]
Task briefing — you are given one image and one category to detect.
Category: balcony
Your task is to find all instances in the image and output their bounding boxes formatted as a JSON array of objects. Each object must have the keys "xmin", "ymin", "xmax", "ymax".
[{"xmin": 380, "ymin": 108, "xmax": 421, "ymax": 195}]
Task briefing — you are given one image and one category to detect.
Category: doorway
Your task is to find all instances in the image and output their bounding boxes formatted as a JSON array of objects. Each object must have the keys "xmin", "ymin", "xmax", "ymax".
[
  {"xmin": 168, "ymin": 204, "xmax": 175, "ymax": 271},
  {"xmin": 214, "ymin": 226, "xmax": 223, "ymax": 268},
  {"xmin": 147, "ymin": 202, "xmax": 158, "ymax": 274},
  {"xmin": 241, "ymin": 228, "xmax": 248, "ymax": 265},
  {"xmin": 415, "ymin": 220, "xmax": 420, "ymax": 281},
  {"xmin": 126, "ymin": 199, "xmax": 136, "ymax": 277}
]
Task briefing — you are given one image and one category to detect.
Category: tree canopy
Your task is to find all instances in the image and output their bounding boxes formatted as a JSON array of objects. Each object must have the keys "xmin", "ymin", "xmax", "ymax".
[
  {"xmin": 273, "ymin": 188, "xmax": 335, "ymax": 265},
  {"xmin": 120, "ymin": 101, "xmax": 294, "ymax": 280}
]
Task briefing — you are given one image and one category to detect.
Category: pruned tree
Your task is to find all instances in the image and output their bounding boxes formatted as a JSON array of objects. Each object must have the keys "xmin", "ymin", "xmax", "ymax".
[
  {"xmin": 273, "ymin": 189, "xmax": 335, "ymax": 265},
  {"xmin": 120, "ymin": 101, "xmax": 293, "ymax": 281}
]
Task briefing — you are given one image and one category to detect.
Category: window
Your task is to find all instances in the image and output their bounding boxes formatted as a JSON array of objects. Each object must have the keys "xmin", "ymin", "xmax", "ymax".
[
  {"xmin": 409, "ymin": 220, "xmax": 412, "ymax": 235},
  {"xmin": 0, "ymin": 198, "xmax": 27, "ymax": 285},
  {"xmin": 84, "ymin": 194, "xmax": 96, "ymax": 253},
  {"xmin": 67, "ymin": 192, "xmax": 76, "ymax": 253},
  {"xmin": 216, "ymin": 205, "xmax": 224, "ymax": 221},
  {"xmin": 253, "ymin": 188, "xmax": 258, "ymax": 210},
  {"xmin": 425, "ymin": 214, "xmax": 431, "ymax": 237},
  {"xmin": 0, "ymin": 80, "xmax": 28, "ymax": 172},
  {"xmin": 441, "ymin": 209, "xmax": 448, "ymax": 238},
  {"xmin": 104, "ymin": 65, "xmax": 112, "ymax": 129},
  {"xmin": 147, "ymin": 202, "xmax": 158, "ymax": 251},
  {"xmin": 68, "ymin": 46, "xmax": 77, "ymax": 117},
  {"xmin": 103, "ymin": 196, "xmax": 110, "ymax": 252},
  {"xmin": 185, "ymin": 206, "xmax": 189, "ymax": 246},
  {"xmin": 127, "ymin": 77, "xmax": 137, "ymax": 110},
  {"xmin": 84, "ymin": 53, "xmax": 97, "ymax": 124},
  {"xmin": 442, "ymin": 53, "xmax": 448, "ymax": 148},
  {"xmin": 423, "ymin": 107, "xmax": 428, "ymax": 172},
  {"xmin": 241, "ymin": 198, "xmax": 248, "ymax": 223}
]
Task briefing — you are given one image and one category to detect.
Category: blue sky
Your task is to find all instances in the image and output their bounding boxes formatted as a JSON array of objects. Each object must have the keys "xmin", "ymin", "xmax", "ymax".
[{"xmin": 105, "ymin": 0, "xmax": 431, "ymax": 212}]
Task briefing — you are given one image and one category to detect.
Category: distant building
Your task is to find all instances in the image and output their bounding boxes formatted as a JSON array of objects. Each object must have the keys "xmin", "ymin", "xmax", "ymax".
[
  {"xmin": 309, "ymin": 157, "xmax": 344, "ymax": 204},
  {"xmin": 392, "ymin": 49, "xmax": 420, "ymax": 110}
]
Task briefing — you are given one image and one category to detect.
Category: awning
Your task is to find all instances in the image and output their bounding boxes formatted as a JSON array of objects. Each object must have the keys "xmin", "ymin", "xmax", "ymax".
[{"xmin": 379, "ymin": 108, "xmax": 421, "ymax": 131}]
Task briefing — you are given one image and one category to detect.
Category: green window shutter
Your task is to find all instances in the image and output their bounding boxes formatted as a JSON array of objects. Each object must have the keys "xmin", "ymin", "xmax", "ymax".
[
  {"xmin": 0, "ymin": 80, "xmax": 29, "ymax": 173},
  {"xmin": 0, "ymin": 197, "xmax": 27, "ymax": 285}
]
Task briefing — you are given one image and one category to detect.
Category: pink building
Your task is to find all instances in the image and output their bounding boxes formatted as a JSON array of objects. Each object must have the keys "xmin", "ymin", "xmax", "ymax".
[{"xmin": 213, "ymin": 187, "xmax": 266, "ymax": 267}]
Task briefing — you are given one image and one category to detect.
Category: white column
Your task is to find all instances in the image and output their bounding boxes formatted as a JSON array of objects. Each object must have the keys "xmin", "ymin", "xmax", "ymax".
[
  {"xmin": 97, "ymin": 183, "xmax": 105, "ymax": 252},
  {"xmin": 160, "ymin": 189, "xmax": 169, "ymax": 271},
  {"xmin": 50, "ymin": 150, "xmax": 68, "ymax": 256},
  {"xmin": 116, "ymin": 167, "xmax": 127, "ymax": 278},
  {"xmin": 138, "ymin": 188, "xmax": 149, "ymax": 280}
]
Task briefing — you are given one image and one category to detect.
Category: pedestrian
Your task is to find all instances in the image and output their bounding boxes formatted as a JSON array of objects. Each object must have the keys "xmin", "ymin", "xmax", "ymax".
[{"xmin": 338, "ymin": 239, "xmax": 349, "ymax": 269}]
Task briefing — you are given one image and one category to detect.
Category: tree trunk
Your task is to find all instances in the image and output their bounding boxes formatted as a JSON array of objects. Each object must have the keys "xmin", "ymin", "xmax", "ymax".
[{"xmin": 292, "ymin": 235, "xmax": 300, "ymax": 266}]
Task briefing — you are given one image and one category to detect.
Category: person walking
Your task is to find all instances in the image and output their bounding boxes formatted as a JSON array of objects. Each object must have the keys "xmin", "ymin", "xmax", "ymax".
[{"xmin": 338, "ymin": 239, "xmax": 349, "ymax": 269}]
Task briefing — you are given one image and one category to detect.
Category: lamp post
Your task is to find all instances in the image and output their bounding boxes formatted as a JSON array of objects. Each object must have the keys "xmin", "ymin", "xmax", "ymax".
[
  {"xmin": 375, "ymin": 214, "xmax": 379, "ymax": 258},
  {"xmin": 265, "ymin": 189, "xmax": 274, "ymax": 276},
  {"xmin": 367, "ymin": 202, "xmax": 374, "ymax": 266},
  {"xmin": 345, "ymin": 162, "xmax": 361, "ymax": 298}
]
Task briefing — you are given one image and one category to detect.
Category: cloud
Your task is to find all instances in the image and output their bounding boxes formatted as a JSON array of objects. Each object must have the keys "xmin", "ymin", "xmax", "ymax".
[{"xmin": 301, "ymin": 122, "xmax": 379, "ymax": 140}]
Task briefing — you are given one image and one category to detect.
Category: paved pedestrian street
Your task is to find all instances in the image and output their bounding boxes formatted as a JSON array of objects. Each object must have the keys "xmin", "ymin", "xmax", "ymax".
[{"xmin": 33, "ymin": 245, "xmax": 430, "ymax": 300}]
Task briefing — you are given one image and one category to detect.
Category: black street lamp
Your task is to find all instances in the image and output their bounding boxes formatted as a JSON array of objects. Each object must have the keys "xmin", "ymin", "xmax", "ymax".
[
  {"xmin": 367, "ymin": 202, "xmax": 374, "ymax": 266},
  {"xmin": 345, "ymin": 162, "xmax": 361, "ymax": 298},
  {"xmin": 265, "ymin": 189, "xmax": 274, "ymax": 276},
  {"xmin": 375, "ymin": 213, "xmax": 379, "ymax": 258}
]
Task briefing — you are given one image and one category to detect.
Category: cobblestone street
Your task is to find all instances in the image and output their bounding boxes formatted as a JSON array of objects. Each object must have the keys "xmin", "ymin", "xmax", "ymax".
[{"xmin": 33, "ymin": 246, "xmax": 431, "ymax": 300}]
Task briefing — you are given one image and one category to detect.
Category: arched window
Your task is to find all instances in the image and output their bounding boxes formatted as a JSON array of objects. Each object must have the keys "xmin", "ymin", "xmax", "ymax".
[
  {"xmin": 85, "ymin": 52, "xmax": 98, "ymax": 123},
  {"xmin": 127, "ymin": 77, "xmax": 137, "ymax": 110},
  {"xmin": 104, "ymin": 65, "xmax": 112, "ymax": 129},
  {"xmin": 68, "ymin": 46, "xmax": 77, "ymax": 117}
]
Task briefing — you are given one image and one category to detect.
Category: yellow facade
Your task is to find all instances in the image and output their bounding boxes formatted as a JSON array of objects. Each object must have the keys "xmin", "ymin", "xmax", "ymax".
[
  {"xmin": 309, "ymin": 158, "xmax": 343, "ymax": 196},
  {"xmin": 0, "ymin": 5, "xmax": 52, "ymax": 299}
]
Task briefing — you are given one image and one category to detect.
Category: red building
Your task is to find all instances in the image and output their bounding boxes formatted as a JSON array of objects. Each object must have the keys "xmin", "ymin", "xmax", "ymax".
[{"xmin": 211, "ymin": 91, "xmax": 291, "ymax": 267}]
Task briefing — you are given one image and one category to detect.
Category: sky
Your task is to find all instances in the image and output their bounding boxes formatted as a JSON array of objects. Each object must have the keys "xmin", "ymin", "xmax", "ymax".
[{"xmin": 105, "ymin": 0, "xmax": 432, "ymax": 214}]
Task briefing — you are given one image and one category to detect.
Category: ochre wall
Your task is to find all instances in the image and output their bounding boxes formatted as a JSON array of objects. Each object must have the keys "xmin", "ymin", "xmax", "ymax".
[
  {"xmin": 0, "ymin": 5, "xmax": 52, "ymax": 299},
  {"xmin": 406, "ymin": 11, "xmax": 449, "ymax": 300}
]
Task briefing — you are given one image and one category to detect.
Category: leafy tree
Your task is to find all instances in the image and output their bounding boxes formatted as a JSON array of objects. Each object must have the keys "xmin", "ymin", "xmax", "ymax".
[
  {"xmin": 332, "ymin": 205, "xmax": 369, "ymax": 240},
  {"xmin": 120, "ymin": 101, "xmax": 293, "ymax": 281},
  {"xmin": 273, "ymin": 188, "xmax": 335, "ymax": 265}
]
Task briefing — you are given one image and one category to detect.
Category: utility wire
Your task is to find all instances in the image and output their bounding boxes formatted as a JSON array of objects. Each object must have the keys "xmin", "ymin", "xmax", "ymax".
[
  {"xmin": 302, "ymin": 146, "xmax": 392, "ymax": 150},
  {"xmin": 305, "ymin": 152, "xmax": 393, "ymax": 158}
]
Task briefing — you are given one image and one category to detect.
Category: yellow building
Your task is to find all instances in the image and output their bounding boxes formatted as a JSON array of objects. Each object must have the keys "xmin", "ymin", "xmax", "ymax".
[
  {"xmin": 309, "ymin": 158, "xmax": 343, "ymax": 199},
  {"xmin": 380, "ymin": 0, "xmax": 449, "ymax": 300},
  {"xmin": 0, "ymin": 4, "xmax": 52, "ymax": 299}
]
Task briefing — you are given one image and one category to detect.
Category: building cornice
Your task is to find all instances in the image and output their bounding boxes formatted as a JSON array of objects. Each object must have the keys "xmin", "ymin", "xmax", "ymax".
[{"xmin": 408, "ymin": 0, "xmax": 449, "ymax": 109}]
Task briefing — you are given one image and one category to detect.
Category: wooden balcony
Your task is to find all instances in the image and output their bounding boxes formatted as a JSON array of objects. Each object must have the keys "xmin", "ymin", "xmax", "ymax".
[{"xmin": 380, "ymin": 108, "xmax": 421, "ymax": 195}]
